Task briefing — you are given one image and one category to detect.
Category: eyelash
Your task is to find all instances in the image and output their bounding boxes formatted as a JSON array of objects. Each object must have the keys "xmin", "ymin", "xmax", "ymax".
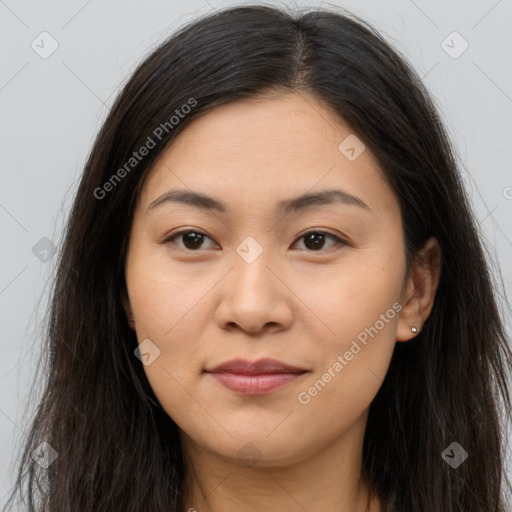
[{"xmin": 162, "ymin": 229, "xmax": 349, "ymax": 253}]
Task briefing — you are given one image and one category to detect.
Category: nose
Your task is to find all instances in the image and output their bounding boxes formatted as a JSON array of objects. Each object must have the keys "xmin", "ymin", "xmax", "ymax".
[{"xmin": 214, "ymin": 252, "xmax": 294, "ymax": 335}]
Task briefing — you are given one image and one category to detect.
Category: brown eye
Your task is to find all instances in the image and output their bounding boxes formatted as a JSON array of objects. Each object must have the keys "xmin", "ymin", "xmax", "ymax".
[
  {"xmin": 164, "ymin": 230, "xmax": 217, "ymax": 251},
  {"xmin": 293, "ymin": 230, "xmax": 346, "ymax": 252}
]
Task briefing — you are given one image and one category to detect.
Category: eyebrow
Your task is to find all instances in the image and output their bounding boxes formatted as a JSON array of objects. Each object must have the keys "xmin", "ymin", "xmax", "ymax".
[{"xmin": 146, "ymin": 188, "xmax": 370, "ymax": 216}]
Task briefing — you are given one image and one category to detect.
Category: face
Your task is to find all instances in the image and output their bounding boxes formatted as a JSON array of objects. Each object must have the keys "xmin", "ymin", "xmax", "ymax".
[{"xmin": 123, "ymin": 91, "xmax": 411, "ymax": 467}]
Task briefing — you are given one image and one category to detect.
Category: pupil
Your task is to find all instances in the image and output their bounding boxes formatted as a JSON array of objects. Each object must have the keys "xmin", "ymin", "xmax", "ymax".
[
  {"xmin": 305, "ymin": 232, "xmax": 325, "ymax": 250},
  {"xmin": 184, "ymin": 232, "xmax": 203, "ymax": 249}
]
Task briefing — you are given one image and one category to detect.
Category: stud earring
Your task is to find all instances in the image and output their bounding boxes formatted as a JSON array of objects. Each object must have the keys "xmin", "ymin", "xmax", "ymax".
[{"xmin": 411, "ymin": 326, "xmax": 418, "ymax": 333}]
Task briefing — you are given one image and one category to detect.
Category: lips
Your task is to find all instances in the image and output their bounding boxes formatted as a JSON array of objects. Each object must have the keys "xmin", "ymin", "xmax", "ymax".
[
  {"xmin": 204, "ymin": 358, "xmax": 308, "ymax": 395},
  {"xmin": 205, "ymin": 357, "xmax": 306, "ymax": 375}
]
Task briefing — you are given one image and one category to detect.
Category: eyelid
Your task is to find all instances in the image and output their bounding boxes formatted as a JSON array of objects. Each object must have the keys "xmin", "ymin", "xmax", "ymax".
[{"xmin": 162, "ymin": 228, "xmax": 350, "ymax": 252}]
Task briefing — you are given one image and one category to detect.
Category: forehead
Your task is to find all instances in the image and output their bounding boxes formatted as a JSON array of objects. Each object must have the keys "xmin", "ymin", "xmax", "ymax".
[{"xmin": 137, "ymin": 91, "xmax": 397, "ymax": 218}]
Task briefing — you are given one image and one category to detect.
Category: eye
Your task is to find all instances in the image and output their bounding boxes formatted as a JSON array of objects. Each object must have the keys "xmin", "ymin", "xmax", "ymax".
[
  {"xmin": 164, "ymin": 230, "xmax": 218, "ymax": 251},
  {"xmin": 292, "ymin": 230, "xmax": 347, "ymax": 252},
  {"xmin": 163, "ymin": 229, "xmax": 347, "ymax": 252}
]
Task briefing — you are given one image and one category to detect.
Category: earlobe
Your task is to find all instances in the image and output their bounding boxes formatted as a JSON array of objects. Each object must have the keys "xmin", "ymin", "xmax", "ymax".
[{"xmin": 396, "ymin": 236, "xmax": 442, "ymax": 342}]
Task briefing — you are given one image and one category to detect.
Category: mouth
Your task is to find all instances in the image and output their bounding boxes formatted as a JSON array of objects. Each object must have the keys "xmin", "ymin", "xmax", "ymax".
[
  {"xmin": 204, "ymin": 358, "xmax": 309, "ymax": 395},
  {"xmin": 206, "ymin": 371, "xmax": 308, "ymax": 395}
]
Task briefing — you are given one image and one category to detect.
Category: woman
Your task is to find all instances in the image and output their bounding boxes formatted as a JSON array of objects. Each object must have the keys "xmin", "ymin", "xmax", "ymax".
[{"xmin": 4, "ymin": 4, "xmax": 511, "ymax": 512}]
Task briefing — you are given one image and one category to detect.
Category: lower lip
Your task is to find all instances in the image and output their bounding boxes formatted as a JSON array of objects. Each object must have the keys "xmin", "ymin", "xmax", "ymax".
[{"xmin": 207, "ymin": 372, "xmax": 306, "ymax": 395}]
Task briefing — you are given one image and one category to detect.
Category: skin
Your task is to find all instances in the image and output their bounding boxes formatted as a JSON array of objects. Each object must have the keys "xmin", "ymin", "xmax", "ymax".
[{"xmin": 122, "ymin": 90, "xmax": 442, "ymax": 512}]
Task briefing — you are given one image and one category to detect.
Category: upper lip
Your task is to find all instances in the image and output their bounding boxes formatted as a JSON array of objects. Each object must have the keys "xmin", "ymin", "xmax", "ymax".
[{"xmin": 205, "ymin": 358, "xmax": 307, "ymax": 375}]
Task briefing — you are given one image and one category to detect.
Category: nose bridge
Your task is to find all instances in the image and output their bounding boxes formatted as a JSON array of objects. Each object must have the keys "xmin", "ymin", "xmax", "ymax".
[
  {"xmin": 213, "ymin": 234, "xmax": 293, "ymax": 332},
  {"xmin": 231, "ymin": 234, "xmax": 278, "ymax": 301}
]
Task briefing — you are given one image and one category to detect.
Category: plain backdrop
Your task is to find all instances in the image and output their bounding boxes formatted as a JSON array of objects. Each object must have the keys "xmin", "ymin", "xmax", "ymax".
[{"xmin": 1, "ymin": 0, "xmax": 511, "ymax": 504}]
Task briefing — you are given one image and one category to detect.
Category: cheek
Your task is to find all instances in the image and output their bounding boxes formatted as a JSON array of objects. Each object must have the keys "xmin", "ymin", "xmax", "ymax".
[
  {"xmin": 125, "ymin": 250, "xmax": 214, "ymax": 421},
  {"xmin": 129, "ymin": 272, "xmax": 210, "ymax": 389},
  {"xmin": 290, "ymin": 246, "xmax": 404, "ymax": 345},
  {"xmin": 292, "ymin": 253, "xmax": 403, "ymax": 420},
  {"xmin": 294, "ymin": 309, "xmax": 398, "ymax": 451},
  {"xmin": 126, "ymin": 242, "xmax": 218, "ymax": 346}
]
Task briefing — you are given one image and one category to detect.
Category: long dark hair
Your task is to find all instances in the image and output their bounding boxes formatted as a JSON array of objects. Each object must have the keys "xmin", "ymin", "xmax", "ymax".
[{"xmin": 4, "ymin": 4, "xmax": 511, "ymax": 511}]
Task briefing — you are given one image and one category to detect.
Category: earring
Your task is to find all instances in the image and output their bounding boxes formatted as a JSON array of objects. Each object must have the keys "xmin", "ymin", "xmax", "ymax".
[{"xmin": 411, "ymin": 326, "xmax": 418, "ymax": 333}]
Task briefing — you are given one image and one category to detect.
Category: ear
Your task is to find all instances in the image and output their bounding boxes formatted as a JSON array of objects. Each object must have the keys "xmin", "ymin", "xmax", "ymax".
[{"xmin": 396, "ymin": 236, "xmax": 442, "ymax": 342}]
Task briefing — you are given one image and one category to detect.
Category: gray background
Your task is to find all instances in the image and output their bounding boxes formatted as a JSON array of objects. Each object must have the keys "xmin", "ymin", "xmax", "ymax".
[{"xmin": 1, "ymin": 0, "xmax": 511, "ymax": 504}]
